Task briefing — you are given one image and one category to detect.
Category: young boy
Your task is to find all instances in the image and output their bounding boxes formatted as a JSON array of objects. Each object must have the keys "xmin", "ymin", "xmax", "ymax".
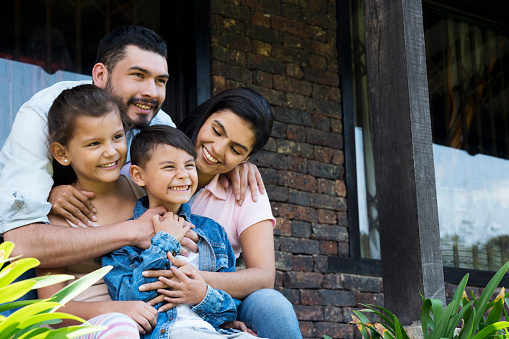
[{"xmin": 102, "ymin": 125, "xmax": 260, "ymax": 338}]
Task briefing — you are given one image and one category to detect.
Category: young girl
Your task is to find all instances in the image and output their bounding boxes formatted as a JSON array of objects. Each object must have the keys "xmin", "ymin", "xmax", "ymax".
[{"xmin": 37, "ymin": 84, "xmax": 157, "ymax": 337}]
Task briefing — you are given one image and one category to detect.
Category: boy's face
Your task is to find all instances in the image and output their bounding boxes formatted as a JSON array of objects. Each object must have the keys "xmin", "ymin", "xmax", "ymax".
[{"xmin": 131, "ymin": 144, "xmax": 198, "ymax": 213}]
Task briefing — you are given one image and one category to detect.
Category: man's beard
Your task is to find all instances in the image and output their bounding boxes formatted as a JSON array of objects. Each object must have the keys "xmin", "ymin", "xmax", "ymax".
[{"xmin": 105, "ymin": 77, "xmax": 160, "ymax": 130}]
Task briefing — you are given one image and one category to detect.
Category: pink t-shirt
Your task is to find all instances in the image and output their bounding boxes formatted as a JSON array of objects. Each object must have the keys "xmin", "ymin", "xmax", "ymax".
[{"xmin": 190, "ymin": 175, "xmax": 276, "ymax": 258}]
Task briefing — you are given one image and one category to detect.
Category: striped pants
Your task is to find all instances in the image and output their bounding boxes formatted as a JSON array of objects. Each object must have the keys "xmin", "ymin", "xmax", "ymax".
[{"xmin": 76, "ymin": 312, "xmax": 139, "ymax": 339}]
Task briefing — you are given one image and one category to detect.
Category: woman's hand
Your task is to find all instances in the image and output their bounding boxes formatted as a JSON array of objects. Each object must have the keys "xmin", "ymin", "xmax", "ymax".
[
  {"xmin": 48, "ymin": 185, "xmax": 97, "ymax": 227},
  {"xmin": 222, "ymin": 321, "xmax": 258, "ymax": 336},
  {"xmin": 157, "ymin": 267, "xmax": 208, "ymax": 306},
  {"xmin": 142, "ymin": 253, "xmax": 198, "ymax": 312},
  {"xmin": 101, "ymin": 300, "xmax": 158, "ymax": 334},
  {"xmin": 220, "ymin": 162, "xmax": 265, "ymax": 206}
]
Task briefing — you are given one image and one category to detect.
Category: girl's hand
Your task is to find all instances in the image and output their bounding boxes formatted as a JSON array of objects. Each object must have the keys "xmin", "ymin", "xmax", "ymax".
[
  {"xmin": 220, "ymin": 162, "xmax": 265, "ymax": 206},
  {"xmin": 152, "ymin": 212, "xmax": 190, "ymax": 242},
  {"xmin": 102, "ymin": 300, "xmax": 158, "ymax": 334},
  {"xmin": 48, "ymin": 185, "xmax": 97, "ymax": 227},
  {"xmin": 157, "ymin": 267, "xmax": 207, "ymax": 306},
  {"xmin": 222, "ymin": 321, "xmax": 258, "ymax": 336}
]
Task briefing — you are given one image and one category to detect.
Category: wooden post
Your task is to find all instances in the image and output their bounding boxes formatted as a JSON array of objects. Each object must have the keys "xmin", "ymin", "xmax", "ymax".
[{"xmin": 362, "ymin": 0, "xmax": 445, "ymax": 324}]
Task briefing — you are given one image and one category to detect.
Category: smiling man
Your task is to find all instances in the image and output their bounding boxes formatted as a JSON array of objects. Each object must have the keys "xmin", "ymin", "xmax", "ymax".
[{"xmin": 0, "ymin": 26, "xmax": 175, "ymax": 266}]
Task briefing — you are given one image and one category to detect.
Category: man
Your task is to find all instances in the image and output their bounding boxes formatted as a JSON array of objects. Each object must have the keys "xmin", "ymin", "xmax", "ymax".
[{"xmin": 0, "ymin": 25, "xmax": 184, "ymax": 266}]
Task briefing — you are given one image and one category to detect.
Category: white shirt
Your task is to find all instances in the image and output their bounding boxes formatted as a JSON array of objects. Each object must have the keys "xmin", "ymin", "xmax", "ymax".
[{"xmin": 0, "ymin": 80, "xmax": 175, "ymax": 233}]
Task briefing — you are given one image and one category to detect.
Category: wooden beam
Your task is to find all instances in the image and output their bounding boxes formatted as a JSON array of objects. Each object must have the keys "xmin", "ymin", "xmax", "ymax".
[{"xmin": 362, "ymin": 0, "xmax": 445, "ymax": 324}]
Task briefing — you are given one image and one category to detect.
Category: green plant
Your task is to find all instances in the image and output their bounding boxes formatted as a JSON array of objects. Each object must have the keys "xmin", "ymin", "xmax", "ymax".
[
  {"xmin": 0, "ymin": 241, "xmax": 112, "ymax": 338},
  {"xmin": 350, "ymin": 261, "xmax": 509, "ymax": 339}
]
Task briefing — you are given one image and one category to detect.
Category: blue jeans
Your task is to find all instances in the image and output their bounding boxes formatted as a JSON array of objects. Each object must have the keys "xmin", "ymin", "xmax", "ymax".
[{"xmin": 237, "ymin": 289, "xmax": 302, "ymax": 339}]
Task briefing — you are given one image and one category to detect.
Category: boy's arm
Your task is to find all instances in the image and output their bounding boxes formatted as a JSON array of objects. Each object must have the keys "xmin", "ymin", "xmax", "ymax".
[{"xmin": 102, "ymin": 232, "xmax": 182, "ymax": 302}]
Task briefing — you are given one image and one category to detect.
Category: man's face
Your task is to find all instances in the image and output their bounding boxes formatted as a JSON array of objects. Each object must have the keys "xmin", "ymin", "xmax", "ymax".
[{"xmin": 103, "ymin": 45, "xmax": 169, "ymax": 129}]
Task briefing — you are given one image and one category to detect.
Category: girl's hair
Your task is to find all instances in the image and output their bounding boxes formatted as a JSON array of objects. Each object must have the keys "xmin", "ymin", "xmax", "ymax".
[
  {"xmin": 130, "ymin": 125, "xmax": 197, "ymax": 169},
  {"xmin": 178, "ymin": 87, "xmax": 274, "ymax": 157},
  {"xmin": 48, "ymin": 84, "xmax": 124, "ymax": 186}
]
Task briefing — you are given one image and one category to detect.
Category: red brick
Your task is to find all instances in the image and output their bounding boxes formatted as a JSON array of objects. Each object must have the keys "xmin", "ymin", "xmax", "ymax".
[
  {"xmin": 332, "ymin": 149, "xmax": 344, "ymax": 165},
  {"xmin": 336, "ymin": 180, "xmax": 346, "ymax": 197},
  {"xmin": 246, "ymin": 23, "xmax": 283, "ymax": 45},
  {"xmin": 317, "ymin": 209, "xmax": 337, "ymax": 224},
  {"xmin": 337, "ymin": 212, "xmax": 348, "ymax": 226},
  {"xmin": 276, "ymin": 139, "xmax": 314, "ymax": 158},
  {"xmin": 278, "ymin": 171, "xmax": 316, "ymax": 192},
  {"xmin": 287, "ymin": 156, "xmax": 308, "ymax": 173},
  {"xmin": 243, "ymin": 0, "xmax": 280, "ymax": 15},
  {"xmin": 301, "ymin": 11, "xmax": 336, "ymax": 30},
  {"xmin": 293, "ymin": 255, "xmax": 314, "ymax": 272},
  {"xmin": 285, "ymin": 63, "xmax": 305, "ymax": 79},
  {"xmin": 342, "ymin": 274, "xmax": 383, "ymax": 293},
  {"xmin": 312, "ymin": 114, "xmax": 331, "ymax": 131},
  {"xmin": 251, "ymin": 10, "xmax": 271, "ymax": 28},
  {"xmin": 357, "ymin": 292, "xmax": 384, "ymax": 306},
  {"xmin": 299, "ymin": 321, "xmax": 316, "ymax": 339},
  {"xmin": 286, "ymin": 124, "xmax": 307, "ymax": 142},
  {"xmin": 252, "ymin": 39, "xmax": 271, "ymax": 57},
  {"xmin": 286, "ymin": 92, "xmax": 307, "ymax": 110},
  {"xmin": 307, "ymin": 127, "xmax": 342, "ymax": 148},
  {"xmin": 314, "ymin": 254, "xmax": 329, "ymax": 273},
  {"xmin": 312, "ymin": 194, "xmax": 347, "ymax": 211},
  {"xmin": 301, "ymin": 289, "xmax": 321, "ymax": 305},
  {"xmin": 211, "ymin": 75, "xmax": 227, "ymax": 94},
  {"xmin": 211, "ymin": 60, "xmax": 252, "ymax": 84},
  {"xmin": 310, "ymin": 54, "xmax": 328, "ymax": 71},
  {"xmin": 247, "ymin": 53, "xmax": 285, "ymax": 74},
  {"xmin": 247, "ymin": 84, "xmax": 286, "ymax": 107},
  {"xmin": 283, "ymin": 271, "xmax": 323, "ymax": 288},
  {"xmin": 274, "ymin": 106, "xmax": 313, "ymax": 126},
  {"xmin": 315, "ymin": 322, "xmax": 355, "ymax": 339},
  {"xmin": 320, "ymin": 240, "xmax": 338, "ymax": 255},
  {"xmin": 322, "ymin": 273, "xmax": 343, "ymax": 289},
  {"xmin": 283, "ymin": 33, "xmax": 303, "ymax": 49},
  {"xmin": 252, "ymin": 70, "xmax": 273, "ymax": 87},
  {"xmin": 272, "ymin": 15, "xmax": 307, "ymax": 37},
  {"xmin": 308, "ymin": 25, "xmax": 327, "ymax": 42},
  {"xmin": 294, "ymin": 305, "xmax": 324, "ymax": 321},
  {"xmin": 324, "ymin": 306, "xmax": 344, "ymax": 323},
  {"xmin": 314, "ymin": 146, "xmax": 333, "ymax": 162},
  {"xmin": 280, "ymin": 237, "xmax": 320, "ymax": 255},
  {"xmin": 275, "ymin": 217, "xmax": 292, "ymax": 236},
  {"xmin": 273, "ymin": 74, "xmax": 312, "ymax": 96},
  {"xmin": 272, "ymin": 45, "xmax": 309, "ymax": 66},
  {"xmin": 309, "ymin": 160, "xmax": 343, "ymax": 180},
  {"xmin": 303, "ymin": 67, "xmax": 339, "ymax": 87},
  {"xmin": 338, "ymin": 242, "xmax": 349, "ymax": 257},
  {"xmin": 275, "ymin": 250, "xmax": 293, "ymax": 270},
  {"xmin": 211, "ymin": 0, "xmax": 250, "ymax": 21}
]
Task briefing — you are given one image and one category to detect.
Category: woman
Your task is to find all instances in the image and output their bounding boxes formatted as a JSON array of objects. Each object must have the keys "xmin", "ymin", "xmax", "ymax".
[{"xmin": 52, "ymin": 87, "xmax": 302, "ymax": 339}]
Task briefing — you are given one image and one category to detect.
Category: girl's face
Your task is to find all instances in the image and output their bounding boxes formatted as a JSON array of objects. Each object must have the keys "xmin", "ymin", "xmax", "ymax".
[
  {"xmin": 194, "ymin": 109, "xmax": 256, "ymax": 177},
  {"xmin": 63, "ymin": 110, "xmax": 127, "ymax": 185}
]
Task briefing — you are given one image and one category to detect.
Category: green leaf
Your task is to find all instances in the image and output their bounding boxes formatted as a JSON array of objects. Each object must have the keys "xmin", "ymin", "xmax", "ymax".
[
  {"xmin": 12, "ymin": 328, "xmax": 50, "ymax": 339},
  {"xmin": 0, "ymin": 299, "xmax": 44, "ymax": 313},
  {"xmin": 28, "ymin": 274, "xmax": 75, "ymax": 290},
  {"xmin": 0, "ymin": 258, "xmax": 40, "ymax": 288},
  {"xmin": 18, "ymin": 313, "xmax": 87, "ymax": 329},
  {"xmin": 0, "ymin": 301, "xmax": 62, "ymax": 337},
  {"xmin": 471, "ymin": 321, "xmax": 509, "ymax": 339},
  {"xmin": 0, "ymin": 241, "xmax": 15, "ymax": 260},
  {"xmin": 47, "ymin": 266, "xmax": 112, "ymax": 311},
  {"xmin": 472, "ymin": 262, "xmax": 509, "ymax": 332},
  {"xmin": 0, "ymin": 280, "xmax": 36, "ymax": 304}
]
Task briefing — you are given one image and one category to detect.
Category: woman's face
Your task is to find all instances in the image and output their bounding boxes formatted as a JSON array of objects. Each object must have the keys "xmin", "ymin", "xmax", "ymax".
[{"xmin": 194, "ymin": 109, "xmax": 256, "ymax": 176}]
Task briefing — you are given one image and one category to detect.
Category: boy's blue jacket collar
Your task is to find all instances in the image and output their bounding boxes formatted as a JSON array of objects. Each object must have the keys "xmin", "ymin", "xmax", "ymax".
[{"xmin": 133, "ymin": 195, "xmax": 193, "ymax": 221}]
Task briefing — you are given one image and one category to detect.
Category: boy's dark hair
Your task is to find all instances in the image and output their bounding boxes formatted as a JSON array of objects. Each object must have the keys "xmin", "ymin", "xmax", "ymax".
[
  {"xmin": 95, "ymin": 25, "xmax": 167, "ymax": 73},
  {"xmin": 48, "ymin": 84, "xmax": 125, "ymax": 186},
  {"xmin": 178, "ymin": 87, "xmax": 274, "ymax": 157},
  {"xmin": 130, "ymin": 125, "xmax": 197, "ymax": 169}
]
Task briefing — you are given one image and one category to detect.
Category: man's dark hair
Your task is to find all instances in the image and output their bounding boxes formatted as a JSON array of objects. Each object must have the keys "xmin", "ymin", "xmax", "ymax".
[
  {"xmin": 95, "ymin": 25, "xmax": 167, "ymax": 72},
  {"xmin": 178, "ymin": 87, "xmax": 274, "ymax": 157},
  {"xmin": 130, "ymin": 125, "xmax": 197, "ymax": 169}
]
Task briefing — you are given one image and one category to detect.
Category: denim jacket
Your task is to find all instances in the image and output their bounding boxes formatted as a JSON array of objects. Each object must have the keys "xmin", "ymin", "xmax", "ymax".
[{"xmin": 102, "ymin": 197, "xmax": 239, "ymax": 339}]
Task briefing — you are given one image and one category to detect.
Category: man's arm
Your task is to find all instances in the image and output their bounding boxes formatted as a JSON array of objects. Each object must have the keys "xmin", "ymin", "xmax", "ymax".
[{"xmin": 5, "ymin": 206, "xmax": 164, "ymax": 267}]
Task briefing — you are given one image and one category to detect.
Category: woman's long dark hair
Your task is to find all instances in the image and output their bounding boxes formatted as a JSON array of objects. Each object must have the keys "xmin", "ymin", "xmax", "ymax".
[{"xmin": 178, "ymin": 87, "xmax": 274, "ymax": 157}]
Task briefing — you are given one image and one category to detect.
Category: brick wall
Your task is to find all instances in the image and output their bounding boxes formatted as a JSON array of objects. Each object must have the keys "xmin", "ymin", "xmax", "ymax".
[{"xmin": 208, "ymin": 0, "xmax": 383, "ymax": 338}]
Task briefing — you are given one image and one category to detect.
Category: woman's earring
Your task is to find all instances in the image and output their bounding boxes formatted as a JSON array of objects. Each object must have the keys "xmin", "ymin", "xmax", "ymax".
[{"xmin": 64, "ymin": 159, "xmax": 68, "ymax": 163}]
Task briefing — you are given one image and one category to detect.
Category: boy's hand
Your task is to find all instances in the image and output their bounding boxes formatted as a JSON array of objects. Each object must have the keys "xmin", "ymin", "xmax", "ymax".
[
  {"xmin": 180, "ymin": 223, "xmax": 199, "ymax": 256},
  {"xmin": 152, "ymin": 212, "xmax": 190, "ymax": 242},
  {"xmin": 157, "ymin": 267, "xmax": 207, "ymax": 306},
  {"xmin": 48, "ymin": 185, "xmax": 97, "ymax": 227},
  {"xmin": 103, "ymin": 300, "xmax": 157, "ymax": 334},
  {"xmin": 220, "ymin": 162, "xmax": 265, "ymax": 206}
]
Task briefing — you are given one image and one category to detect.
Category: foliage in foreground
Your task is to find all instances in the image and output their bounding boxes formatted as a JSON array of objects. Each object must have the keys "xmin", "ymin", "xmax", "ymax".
[
  {"xmin": 0, "ymin": 241, "xmax": 112, "ymax": 338},
  {"xmin": 349, "ymin": 261, "xmax": 509, "ymax": 339}
]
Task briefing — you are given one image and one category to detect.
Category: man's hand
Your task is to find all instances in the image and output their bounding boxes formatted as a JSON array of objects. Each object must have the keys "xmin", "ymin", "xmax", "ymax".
[
  {"xmin": 102, "ymin": 300, "xmax": 157, "ymax": 334},
  {"xmin": 152, "ymin": 212, "xmax": 190, "ymax": 242},
  {"xmin": 222, "ymin": 321, "xmax": 258, "ymax": 336},
  {"xmin": 157, "ymin": 267, "xmax": 207, "ymax": 306},
  {"xmin": 219, "ymin": 162, "xmax": 265, "ymax": 206},
  {"xmin": 130, "ymin": 206, "xmax": 167, "ymax": 249},
  {"xmin": 48, "ymin": 185, "xmax": 97, "ymax": 227}
]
